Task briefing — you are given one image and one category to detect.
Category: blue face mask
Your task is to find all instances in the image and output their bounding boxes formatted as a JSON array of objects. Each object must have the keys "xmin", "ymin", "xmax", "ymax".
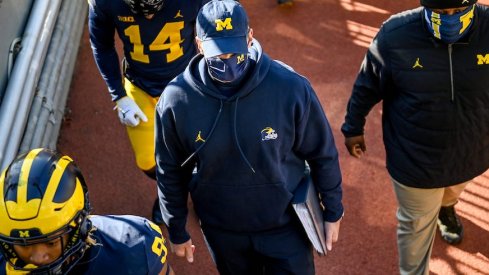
[
  {"xmin": 424, "ymin": 5, "xmax": 475, "ymax": 44},
  {"xmin": 206, "ymin": 54, "xmax": 249, "ymax": 83}
]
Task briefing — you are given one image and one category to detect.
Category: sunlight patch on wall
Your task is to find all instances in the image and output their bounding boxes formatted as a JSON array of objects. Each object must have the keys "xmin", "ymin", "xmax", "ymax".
[
  {"xmin": 340, "ymin": 0, "xmax": 389, "ymax": 14},
  {"xmin": 346, "ymin": 20, "xmax": 378, "ymax": 48},
  {"xmin": 275, "ymin": 23, "xmax": 323, "ymax": 49},
  {"xmin": 431, "ymin": 250, "xmax": 489, "ymax": 275},
  {"xmin": 458, "ymin": 176, "xmax": 489, "ymax": 230}
]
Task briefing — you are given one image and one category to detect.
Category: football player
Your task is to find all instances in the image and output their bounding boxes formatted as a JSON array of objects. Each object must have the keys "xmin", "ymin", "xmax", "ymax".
[
  {"xmin": 88, "ymin": 0, "xmax": 209, "ymax": 224},
  {"xmin": 0, "ymin": 148, "xmax": 173, "ymax": 274}
]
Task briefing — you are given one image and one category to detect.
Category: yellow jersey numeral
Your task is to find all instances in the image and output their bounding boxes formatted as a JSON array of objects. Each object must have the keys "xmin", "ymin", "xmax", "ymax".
[
  {"xmin": 149, "ymin": 221, "xmax": 168, "ymax": 264},
  {"xmin": 124, "ymin": 22, "xmax": 185, "ymax": 64}
]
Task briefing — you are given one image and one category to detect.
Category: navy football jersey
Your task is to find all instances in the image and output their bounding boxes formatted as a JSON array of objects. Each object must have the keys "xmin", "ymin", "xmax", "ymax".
[
  {"xmin": 88, "ymin": 0, "xmax": 209, "ymax": 100},
  {"xmin": 0, "ymin": 215, "xmax": 167, "ymax": 274}
]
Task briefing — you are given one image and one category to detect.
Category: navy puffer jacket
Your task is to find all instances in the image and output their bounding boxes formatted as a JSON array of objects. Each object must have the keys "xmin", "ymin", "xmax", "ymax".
[{"xmin": 342, "ymin": 4, "xmax": 489, "ymax": 188}]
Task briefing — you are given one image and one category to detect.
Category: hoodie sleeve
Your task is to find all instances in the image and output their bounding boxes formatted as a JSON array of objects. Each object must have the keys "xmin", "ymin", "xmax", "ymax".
[
  {"xmin": 155, "ymin": 94, "xmax": 194, "ymax": 244},
  {"xmin": 295, "ymin": 80, "xmax": 344, "ymax": 222},
  {"xmin": 341, "ymin": 28, "xmax": 387, "ymax": 137},
  {"xmin": 88, "ymin": 0, "xmax": 125, "ymax": 101}
]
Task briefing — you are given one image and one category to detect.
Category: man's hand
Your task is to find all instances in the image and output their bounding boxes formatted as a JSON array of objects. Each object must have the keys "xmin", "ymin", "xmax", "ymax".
[
  {"xmin": 324, "ymin": 218, "xmax": 342, "ymax": 252},
  {"xmin": 171, "ymin": 239, "xmax": 195, "ymax": 263},
  {"xmin": 344, "ymin": 135, "xmax": 366, "ymax": 158},
  {"xmin": 115, "ymin": 96, "xmax": 148, "ymax": 127}
]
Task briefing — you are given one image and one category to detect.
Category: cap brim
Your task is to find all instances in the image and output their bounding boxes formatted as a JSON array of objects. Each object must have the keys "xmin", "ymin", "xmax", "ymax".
[{"xmin": 201, "ymin": 36, "xmax": 248, "ymax": 58}]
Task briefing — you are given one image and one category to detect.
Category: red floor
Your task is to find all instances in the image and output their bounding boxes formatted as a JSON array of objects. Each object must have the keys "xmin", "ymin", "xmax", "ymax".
[{"xmin": 58, "ymin": 0, "xmax": 489, "ymax": 274}]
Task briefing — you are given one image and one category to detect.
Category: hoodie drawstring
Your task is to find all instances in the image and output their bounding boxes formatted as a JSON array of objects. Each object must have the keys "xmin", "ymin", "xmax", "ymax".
[
  {"xmin": 233, "ymin": 98, "xmax": 256, "ymax": 173},
  {"xmin": 180, "ymin": 98, "xmax": 256, "ymax": 174},
  {"xmin": 180, "ymin": 100, "xmax": 224, "ymax": 167}
]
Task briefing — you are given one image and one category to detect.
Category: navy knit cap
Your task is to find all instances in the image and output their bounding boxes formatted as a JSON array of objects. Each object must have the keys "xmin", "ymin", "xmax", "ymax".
[
  {"xmin": 196, "ymin": 0, "xmax": 249, "ymax": 58},
  {"xmin": 420, "ymin": 0, "xmax": 477, "ymax": 8}
]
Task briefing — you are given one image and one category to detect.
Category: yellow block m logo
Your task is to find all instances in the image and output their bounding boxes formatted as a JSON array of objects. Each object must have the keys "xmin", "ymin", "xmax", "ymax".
[
  {"xmin": 19, "ymin": 230, "xmax": 30, "ymax": 238},
  {"xmin": 477, "ymin": 54, "xmax": 489, "ymax": 65},
  {"xmin": 215, "ymin": 18, "xmax": 233, "ymax": 31},
  {"xmin": 237, "ymin": 54, "xmax": 245, "ymax": 64}
]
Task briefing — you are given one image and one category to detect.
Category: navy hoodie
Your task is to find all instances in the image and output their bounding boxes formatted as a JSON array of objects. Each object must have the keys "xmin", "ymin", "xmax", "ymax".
[{"xmin": 155, "ymin": 39, "xmax": 343, "ymax": 244}]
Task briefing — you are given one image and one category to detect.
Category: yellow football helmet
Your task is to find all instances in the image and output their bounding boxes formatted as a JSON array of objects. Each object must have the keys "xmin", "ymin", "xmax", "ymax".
[{"xmin": 0, "ymin": 148, "xmax": 91, "ymax": 274}]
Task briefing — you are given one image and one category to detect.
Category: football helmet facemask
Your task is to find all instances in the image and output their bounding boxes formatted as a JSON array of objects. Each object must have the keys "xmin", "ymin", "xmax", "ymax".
[
  {"xmin": 123, "ymin": 0, "xmax": 165, "ymax": 16},
  {"xmin": 0, "ymin": 148, "xmax": 91, "ymax": 274}
]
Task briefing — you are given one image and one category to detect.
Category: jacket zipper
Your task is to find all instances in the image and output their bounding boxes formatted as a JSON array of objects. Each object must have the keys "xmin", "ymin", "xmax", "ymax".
[{"xmin": 448, "ymin": 44, "xmax": 454, "ymax": 102}]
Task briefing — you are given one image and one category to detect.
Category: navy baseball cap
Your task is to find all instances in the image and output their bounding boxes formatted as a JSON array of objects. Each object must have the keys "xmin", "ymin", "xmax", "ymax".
[
  {"xmin": 196, "ymin": 0, "xmax": 249, "ymax": 58},
  {"xmin": 420, "ymin": 0, "xmax": 477, "ymax": 8}
]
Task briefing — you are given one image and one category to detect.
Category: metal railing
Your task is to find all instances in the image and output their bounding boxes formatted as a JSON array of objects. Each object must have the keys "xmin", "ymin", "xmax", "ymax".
[{"xmin": 0, "ymin": 0, "xmax": 87, "ymax": 170}]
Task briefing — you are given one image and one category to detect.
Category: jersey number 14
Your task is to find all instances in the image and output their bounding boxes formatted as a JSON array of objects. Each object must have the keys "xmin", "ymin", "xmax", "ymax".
[{"xmin": 124, "ymin": 22, "xmax": 184, "ymax": 64}]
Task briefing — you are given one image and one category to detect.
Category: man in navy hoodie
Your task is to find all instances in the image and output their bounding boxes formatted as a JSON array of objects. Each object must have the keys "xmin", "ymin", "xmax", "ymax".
[{"xmin": 155, "ymin": 1, "xmax": 344, "ymax": 274}]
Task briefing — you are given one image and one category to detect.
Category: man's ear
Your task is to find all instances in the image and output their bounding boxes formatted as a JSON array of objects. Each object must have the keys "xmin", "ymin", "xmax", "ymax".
[
  {"xmin": 247, "ymin": 28, "xmax": 254, "ymax": 47},
  {"xmin": 195, "ymin": 36, "xmax": 204, "ymax": 55}
]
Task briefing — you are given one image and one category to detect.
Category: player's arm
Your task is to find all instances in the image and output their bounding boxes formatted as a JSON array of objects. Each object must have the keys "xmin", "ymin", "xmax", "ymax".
[{"xmin": 87, "ymin": 0, "xmax": 126, "ymax": 101}]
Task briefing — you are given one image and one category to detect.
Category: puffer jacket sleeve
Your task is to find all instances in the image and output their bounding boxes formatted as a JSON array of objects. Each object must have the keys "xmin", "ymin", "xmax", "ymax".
[{"xmin": 341, "ymin": 28, "xmax": 388, "ymax": 137}]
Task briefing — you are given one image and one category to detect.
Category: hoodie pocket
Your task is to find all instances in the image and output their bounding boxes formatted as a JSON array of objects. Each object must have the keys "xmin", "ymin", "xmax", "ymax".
[{"xmin": 190, "ymin": 183, "xmax": 293, "ymax": 232}]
